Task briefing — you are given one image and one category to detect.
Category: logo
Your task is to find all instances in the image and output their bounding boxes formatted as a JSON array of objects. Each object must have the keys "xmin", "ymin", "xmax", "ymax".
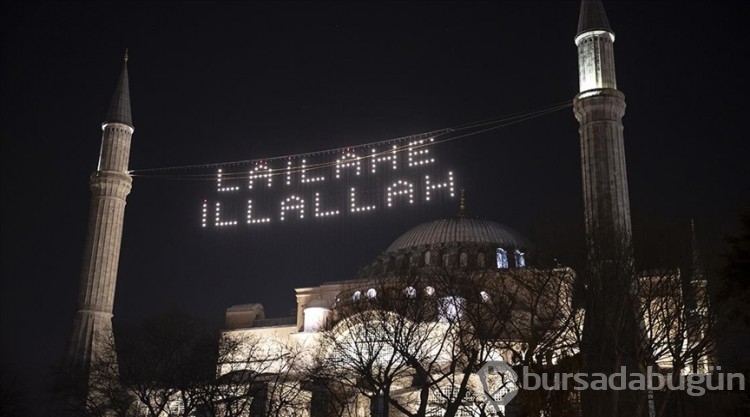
[{"xmin": 477, "ymin": 360, "xmax": 519, "ymax": 413}]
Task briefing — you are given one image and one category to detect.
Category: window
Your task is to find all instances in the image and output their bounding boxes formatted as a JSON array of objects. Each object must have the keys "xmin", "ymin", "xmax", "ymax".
[
  {"xmin": 303, "ymin": 307, "xmax": 329, "ymax": 332},
  {"xmin": 459, "ymin": 252, "xmax": 468, "ymax": 267},
  {"xmin": 404, "ymin": 286, "xmax": 417, "ymax": 298},
  {"xmin": 514, "ymin": 250, "xmax": 526, "ymax": 268},
  {"xmin": 352, "ymin": 291, "xmax": 361, "ymax": 302},
  {"xmin": 477, "ymin": 252, "xmax": 485, "ymax": 268},
  {"xmin": 168, "ymin": 400, "xmax": 184, "ymax": 417},
  {"xmin": 496, "ymin": 248, "xmax": 508, "ymax": 269},
  {"xmin": 366, "ymin": 288, "xmax": 377, "ymax": 299},
  {"xmin": 438, "ymin": 296, "xmax": 465, "ymax": 322}
]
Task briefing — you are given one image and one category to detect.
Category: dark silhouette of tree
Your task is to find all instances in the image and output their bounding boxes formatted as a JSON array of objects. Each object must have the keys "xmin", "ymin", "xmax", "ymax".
[
  {"xmin": 1, "ymin": 365, "xmax": 32, "ymax": 417},
  {"xmin": 635, "ymin": 267, "xmax": 717, "ymax": 417},
  {"xmin": 315, "ymin": 262, "xmax": 581, "ymax": 417},
  {"xmin": 52, "ymin": 311, "xmax": 307, "ymax": 417},
  {"xmin": 714, "ymin": 208, "xmax": 750, "ymax": 415}
]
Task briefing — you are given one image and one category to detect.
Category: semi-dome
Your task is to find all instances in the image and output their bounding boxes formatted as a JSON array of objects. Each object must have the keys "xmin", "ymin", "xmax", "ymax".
[{"xmin": 385, "ymin": 217, "xmax": 529, "ymax": 253}]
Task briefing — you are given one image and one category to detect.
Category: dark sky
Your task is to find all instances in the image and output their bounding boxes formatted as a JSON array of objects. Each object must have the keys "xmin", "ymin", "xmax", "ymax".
[{"xmin": 1, "ymin": 0, "xmax": 748, "ymax": 411}]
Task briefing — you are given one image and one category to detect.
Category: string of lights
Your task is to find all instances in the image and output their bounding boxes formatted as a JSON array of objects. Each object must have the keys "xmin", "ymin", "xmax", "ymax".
[{"xmin": 129, "ymin": 100, "xmax": 572, "ymax": 181}]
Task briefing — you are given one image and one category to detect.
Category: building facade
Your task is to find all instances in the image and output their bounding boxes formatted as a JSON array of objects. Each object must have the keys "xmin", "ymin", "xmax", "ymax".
[{"xmin": 221, "ymin": 216, "xmax": 579, "ymax": 417}]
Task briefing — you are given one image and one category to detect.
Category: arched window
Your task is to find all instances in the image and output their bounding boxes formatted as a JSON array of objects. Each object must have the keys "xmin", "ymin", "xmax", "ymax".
[
  {"xmin": 424, "ymin": 251, "xmax": 432, "ymax": 265},
  {"xmin": 459, "ymin": 252, "xmax": 468, "ymax": 267},
  {"xmin": 404, "ymin": 286, "xmax": 417, "ymax": 298},
  {"xmin": 477, "ymin": 252, "xmax": 485, "ymax": 268},
  {"xmin": 352, "ymin": 291, "xmax": 361, "ymax": 302},
  {"xmin": 438, "ymin": 296, "xmax": 465, "ymax": 322},
  {"xmin": 514, "ymin": 250, "xmax": 526, "ymax": 268},
  {"xmin": 366, "ymin": 288, "xmax": 377, "ymax": 299},
  {"xmin": 496, "ymin": 248, "xmax": 508, "ymax": 269}
]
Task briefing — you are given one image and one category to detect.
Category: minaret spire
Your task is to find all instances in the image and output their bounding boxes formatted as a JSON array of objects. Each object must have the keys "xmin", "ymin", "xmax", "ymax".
[
  {"xmin": 67, "ymin": 55, "xmax": 135, "ymax": 373},
  {"xmin": 577, "ymin": 0, "xmax": 612, "ymax": 36},
  {"xmin": 104, "ymin": 51, "xmax": 132, "ymax": 128}
]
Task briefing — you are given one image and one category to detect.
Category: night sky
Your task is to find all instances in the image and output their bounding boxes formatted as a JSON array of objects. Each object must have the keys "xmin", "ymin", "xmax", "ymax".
[{"xmin": 1, "ymin": 1, "xmax": 748, "ymax": 412}]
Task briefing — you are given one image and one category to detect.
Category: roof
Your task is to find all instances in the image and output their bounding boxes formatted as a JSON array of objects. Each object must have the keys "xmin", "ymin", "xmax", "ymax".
[
  {"xmin": 577, "ymin": 0, "xmax": 612, "ymax": 36},
  {"xmin": 104, "ymin": 60, "xmax": 133, "ymax": 126},
  {"xmin": 385, "ymin": 217, "xmax": 529, "ymax": 253},
  {"xmin": 226, "ymin": 303, "xmax": 264, "ymax": 312}
]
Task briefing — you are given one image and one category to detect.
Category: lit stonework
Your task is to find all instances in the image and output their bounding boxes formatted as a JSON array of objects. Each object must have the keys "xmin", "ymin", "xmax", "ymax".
[
  {"xmin": 218, "ymin": 216, "xmax": 580, "ymax": 416},
  {"xmin": 67, "ymin": 55, "xmax": 133, "ymax": 371},
  {"xmin": 573, "ymin": 0, "xmax": 632, "ymax": 256}
]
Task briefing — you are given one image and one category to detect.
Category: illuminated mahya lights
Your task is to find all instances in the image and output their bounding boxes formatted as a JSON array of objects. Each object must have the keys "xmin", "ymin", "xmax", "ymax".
[
  {"xmin": 371, "ymin": 146, "xmax": 398, "ymax": 173},
  {"xmin": 202, "ymin": 137, "xmax": 457, "ymax": 227},
  {"xmin": 201, "ymin": 201, "xmax": 208, "ymax": 227},
  {"xmin": 424, "ymin": 172, "xmax": 455, "ymax": 201},
  {"xmin": 408, "ymin": 138, "xmax": 436, "ymax": 167},
  {"xmin": 248, "ymin": 163, "xmax": 272, "ymax": 189},
  {"xmin": 280, "ymin": 196, "xmax": 305, "ymax": 221},
  {"xmin": 216, "ymin": 169, "xmax": 239, "ymax": 192},
  {"xmin": 335, "ymin": 152, "xmax": 362, "ymax": 179},
  {"xmin": 286, "ymin": 160, "xmax": 293, "ymax": 185},
  {"xmin": 315, "ymin": 192, "xmax": 339, "ymax": 217},
  {"xmin": 214, "ymin": 202, "xmax": 238, "ymax": 227},
  {"xmin": 386, "ymin": 180, "xmax": 414, "ymax": 207},
  {"xmin": 300, "ymin": 159, "xmax": 325, "ymax": 183},
  {"xmin": 350, "ymin": 187, "xmax": 375, "ymax": 213},
  {"xmin": 247, "ymin": 200, "xmax": 271, "ymax": 224}
]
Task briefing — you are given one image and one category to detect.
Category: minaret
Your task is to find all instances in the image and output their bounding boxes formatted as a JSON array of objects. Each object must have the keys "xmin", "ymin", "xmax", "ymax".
[
  {"xmin": 573, "ymin": 0, "xmax": 632, "ymax": 258},
  {"xmin": 67, "ymin": 52, "xmax": 133, "ymax": 370},
  {"xmin": 574, "ymin": 3, "xmax": 645, "ymax": 415}
]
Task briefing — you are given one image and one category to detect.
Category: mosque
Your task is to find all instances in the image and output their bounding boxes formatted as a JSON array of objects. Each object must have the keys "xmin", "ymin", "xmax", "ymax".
[
  {"xmin": 218, "ymin": 207, "xmax": 581, "ymax": 416},
  {"xmin": 64, "ymin": 0, "xmax": 714, "ymax": 416}
]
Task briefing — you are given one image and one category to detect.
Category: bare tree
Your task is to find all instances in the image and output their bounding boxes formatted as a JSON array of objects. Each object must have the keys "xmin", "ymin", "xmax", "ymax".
[
  {"xmin": 54, "ymin": 311, "xmax": 310, "ymax": 417},
  {"xmin": 317, "ymin": 274, "xmax": 456, "ymax": 417},
  {"xmin": 635, "ymin": 267, "xmax": 717, "ymax": 417},
  {"xmin": 314, "ymin": 261, "xmax": 582, "ymax": 417},
  {"xmin": 216, "ymin": 329, "xmax": 323, "ymax": 417},
  {"xmin": 458, "ymin": 266, "xmax": 582, "ymax": 417},
  {"xmin": 51, "ymin": 332, "xmax": 134, "ymax": 417}
]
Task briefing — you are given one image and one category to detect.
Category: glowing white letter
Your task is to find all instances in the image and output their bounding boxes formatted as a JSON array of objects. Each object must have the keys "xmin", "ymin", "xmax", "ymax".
[
  {"xmin": 247, "ymin": 199, "xmax": 271, "ymax": 224},
  {"xmin": 314, "ymin": 192, "xmax": 340, "ymax": 217},
  {"xmin": 386, "ymin": 180, "xmax": 414, "ymax": 207},
  {"xmin": 424, "ymin": 171, "xmax": 455, "ymax": 201},
  {"xmin": 280, "ymin": 196, "xmax": 305, "ymax": 221},
  {"xmin": 214, "ymin": 202, "xmax": 238, "ymax": 227},
  {"xmin": 350, "ymin": 187, "xmax": 376, "ymax": 213},
  {"xmin": 217, "ymin": 169, "xmax": 239, "ymax": 192},
  {"xmin": 336, "ymin": 152, "xmax": 362, "ymax": 179}
]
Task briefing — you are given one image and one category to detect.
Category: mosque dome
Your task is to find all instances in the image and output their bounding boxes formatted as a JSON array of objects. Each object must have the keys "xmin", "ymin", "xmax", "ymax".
[
  {"xmin": 385, "ymin": 217, "xmax": 529, "ymax": 254},
  {"xmin": 358, "ymin": 216, "xmax": 531, "ymax": 279}
]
